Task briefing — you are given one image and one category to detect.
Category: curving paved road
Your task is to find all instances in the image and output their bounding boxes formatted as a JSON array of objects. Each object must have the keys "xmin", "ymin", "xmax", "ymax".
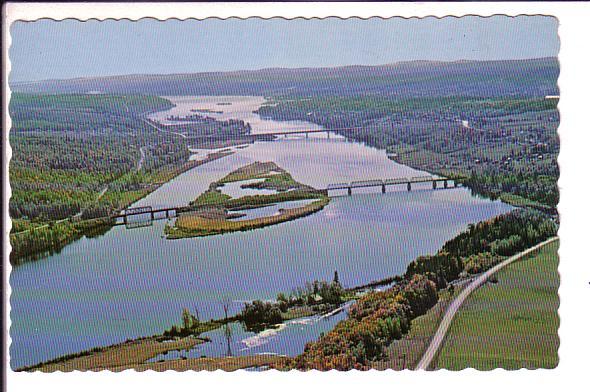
[{"xmin": 415, "ymin": 236, "xmax": 559, "ymax": 370}]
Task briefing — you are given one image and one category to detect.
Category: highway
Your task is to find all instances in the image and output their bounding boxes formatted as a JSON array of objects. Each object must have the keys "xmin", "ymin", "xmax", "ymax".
[{"xmin": 415, "ymin": 236, "xmax": 559, "ymax": 370}]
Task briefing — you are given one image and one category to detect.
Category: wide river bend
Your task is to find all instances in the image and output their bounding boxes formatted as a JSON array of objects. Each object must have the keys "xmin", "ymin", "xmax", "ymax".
[{"xmin": 10, "ymin": 96, "xmax": 512, "ymax": 368}]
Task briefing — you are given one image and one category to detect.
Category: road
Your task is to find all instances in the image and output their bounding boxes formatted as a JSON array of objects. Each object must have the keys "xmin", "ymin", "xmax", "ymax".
[
  {"xmin": 141, "ymin": 117, "xmax": 187, "ymax": 139},
  {"xmin": 11, "ymin": 218, "xmax": 69, "ymax": 236},
  {"xmin": 136, "ymin": 146, "xmax": 146, "ymax": 172},
  {"xmin": 414, "ymin": 236, "xmax": 559, "ymax": 370}
]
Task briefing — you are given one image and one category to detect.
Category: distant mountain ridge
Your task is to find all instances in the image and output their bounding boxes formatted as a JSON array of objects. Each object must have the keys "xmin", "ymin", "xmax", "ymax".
[{"xmin": 11, "ymin": 57, "xmax": 559, "ymax": 98}]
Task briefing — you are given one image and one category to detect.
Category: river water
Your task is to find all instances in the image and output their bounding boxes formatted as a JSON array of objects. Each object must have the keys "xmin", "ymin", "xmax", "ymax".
[{"xmin": 9, "ymin": 96, "xmax": 513, "ymax": 369}]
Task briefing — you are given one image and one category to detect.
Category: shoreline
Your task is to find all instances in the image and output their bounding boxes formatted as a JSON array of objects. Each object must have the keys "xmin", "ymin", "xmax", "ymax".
[
  {"xmin": 18, "ymin": 300, "xmax": 342, "ymax": 372},
  {"xmin": 167, "ymin": 197, "xmax": 329, "ymax": 239},
  {"xmin": 9, "ymin": 149, "xmax": 235, "ymax": 264},
  {"xmin": 17, "ymin": 208, "xmax": 557, "ymax": 372},
  {"xmin": 166, "ymin": 161, "xmax": 330, "ymax": 239}
]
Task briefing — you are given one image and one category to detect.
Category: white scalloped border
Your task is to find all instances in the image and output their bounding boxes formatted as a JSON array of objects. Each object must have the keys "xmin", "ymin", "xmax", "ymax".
[{"xmin": 2, "ymin": 2, "xmax": 582, "ymax": 390}]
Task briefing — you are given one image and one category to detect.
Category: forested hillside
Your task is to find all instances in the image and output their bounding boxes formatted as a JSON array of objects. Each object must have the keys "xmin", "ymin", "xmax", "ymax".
[
  {"xmin": 11, "ymin": 58, "xmax": 558, "ymax": 98},
  {"xmin": 8, "ymin": 93, "xmax": 250, "ymax": 263},
  {"xmin": 257, "ymin": 96, "xmax": 559, "ymax": 211}
]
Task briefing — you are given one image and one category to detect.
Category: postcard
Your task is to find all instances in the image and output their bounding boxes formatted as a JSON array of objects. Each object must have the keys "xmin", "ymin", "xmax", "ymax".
[{"xmin": 4, "ymin": 3, "xmax": 583, "ymax": 385}]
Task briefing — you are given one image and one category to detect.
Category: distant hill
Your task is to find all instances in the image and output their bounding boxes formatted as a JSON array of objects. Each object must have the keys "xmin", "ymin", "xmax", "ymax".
[{"xmin": 10, "ymin": 57, "xmax": 559, "ymax": 98}]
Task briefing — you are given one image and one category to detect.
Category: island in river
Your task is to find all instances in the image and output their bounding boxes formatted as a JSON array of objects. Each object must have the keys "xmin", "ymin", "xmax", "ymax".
[{"xmin": 165, "ymin": 161, "xmax": 330, "ymax": 239}]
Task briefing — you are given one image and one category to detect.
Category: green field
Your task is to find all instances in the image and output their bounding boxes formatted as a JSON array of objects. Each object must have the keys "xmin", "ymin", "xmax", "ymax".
[{"xmin": 433, "ymin": 240, "xmax": 559, "ymax": 370}]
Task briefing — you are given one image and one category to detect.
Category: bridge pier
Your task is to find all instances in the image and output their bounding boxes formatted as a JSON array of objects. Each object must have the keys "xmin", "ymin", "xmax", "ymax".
[
  {"xmin": 382, "ymin": 184, "xmax": 386, "ymax": 194},
  {"xmin": 305, "ymin": 132, "xmax": 308, "ymax": 139},
  {"xmin": 407, "ymin": 182, "xmax": 412, "ymax": 191},
  {"xmin": 150, "ymin": 211, "xmax": 155, "ymax": 220},
  {"xmin": 444, "ymin": 180, "xmax": 448, "ymax": 189},
  {"xmin": 433, "ymin": 180, "xmax": 437, "ymax": 190},
  {"xmin": 348, "ymin": 187, "xmax": 352, "ymax": 196},
  {"xmin": 165, "ymin": 209, "xmax": 169, "ymax": 218},
  {"xmin": 327, "ymin": 131, "xmax": 330, "ymax": 139},
  {"xmin": 123, "ymin": 215, "xmax": 127, "ymax": 225}
]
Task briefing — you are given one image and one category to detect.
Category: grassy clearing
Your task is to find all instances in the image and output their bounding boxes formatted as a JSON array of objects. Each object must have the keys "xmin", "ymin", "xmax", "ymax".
[
  {"xmin": 219, "ymin": 161, "xmax": 285, "ymax": 183},
  {"xmin": 280, "ymin": 306, "xmax": 317, "ymax": 321},
  {"xmin": 433, "ymin": 240, "xmax": 559, "ymax": 370},
  {"xmin": 499, "ymin": 192, "xmax": 553, "ymax": 211},
  {"xmin": 23, "ymin": 336, "xmax": 206, "ymax": 372},
  {"xmin": 192, "ymin": 188, "xmax": 232, "ymax": 206},
  {"xmin": 244, "ymin": 173, "xmax": 300, "ymax": 192}
]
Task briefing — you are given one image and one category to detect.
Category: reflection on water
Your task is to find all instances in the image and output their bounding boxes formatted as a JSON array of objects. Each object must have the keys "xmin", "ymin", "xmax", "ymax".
[{"xmin": 10, "ymin": 96, "xmax": 514, "ymax": 369}]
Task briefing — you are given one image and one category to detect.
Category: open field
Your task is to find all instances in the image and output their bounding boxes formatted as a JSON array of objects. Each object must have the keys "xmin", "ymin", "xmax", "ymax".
[
  {"xmin": 22, "ymin": 336, "xmax": 207, "ymax": 372},
  {"xmin": 432, "ymin": 240, "xmax": 559, "ymax": 370},
  {"xmin": 287, "ymin": 210, "xmax": 557, "ymax": 370}
]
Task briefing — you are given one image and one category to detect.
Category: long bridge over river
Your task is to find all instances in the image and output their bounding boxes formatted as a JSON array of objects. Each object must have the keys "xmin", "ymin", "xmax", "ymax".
[
  {"xmin": 182, "ymin": 127, "xmax": 364, "ymax": 141},
  {"xmin": 114, "ymin": 175, "xmax": 465, "ymax": 227},
  {"xmin": 326, "ymin": 175, "xmax": 465, "ymax": 195}
]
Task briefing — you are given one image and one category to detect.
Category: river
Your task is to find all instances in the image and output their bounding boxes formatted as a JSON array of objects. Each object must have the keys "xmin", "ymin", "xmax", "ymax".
[{"xmin": 9, "ymin": 96, "xmax": 513, "ymax": 369}]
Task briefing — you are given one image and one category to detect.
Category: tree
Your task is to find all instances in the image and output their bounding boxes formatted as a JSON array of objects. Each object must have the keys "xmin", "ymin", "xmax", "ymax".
[
  {"xmin": 181, "ymin": 308, "xmax": 192, "ymax": 330},
  {"xmin": 333, "ymin": 270, "xmax": 340, "ymax": 284}
]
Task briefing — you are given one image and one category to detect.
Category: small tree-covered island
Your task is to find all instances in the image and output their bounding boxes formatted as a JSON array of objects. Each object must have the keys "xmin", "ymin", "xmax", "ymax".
[{"xmin": 8, "ymin": 16, "xmax": 560, "ymax": 372}]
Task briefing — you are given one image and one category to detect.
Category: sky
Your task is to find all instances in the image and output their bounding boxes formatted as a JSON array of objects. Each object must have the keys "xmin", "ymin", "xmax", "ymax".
[{"xmin": 9, "ymin": 16, "xmax": 559, "ymax": 83}]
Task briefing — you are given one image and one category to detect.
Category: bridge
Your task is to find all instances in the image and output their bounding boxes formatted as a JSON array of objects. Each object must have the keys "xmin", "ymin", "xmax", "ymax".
[
  {"xmin": 114, "ymin": 205, "xmax": 180, "ymax": 225},
  {"xmin": 114, "ymin": 175, "xmax": 466, "ymax": 228},
  {"xmin": 325, "ymin": 176, "xmax": 465, "ymax": 196},
  {"xmin": 181, "ymin": 126, "xmax": 364, "ymax": 141}
]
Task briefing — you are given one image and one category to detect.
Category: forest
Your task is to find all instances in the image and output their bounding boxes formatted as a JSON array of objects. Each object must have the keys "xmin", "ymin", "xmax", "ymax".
[
  {"xmin": 256, "ymin": 96, "xmax": 559, "ymax": 211},
  {"xmin": 9, "ymin": 93, "xmax": 176, "ymax": 221},
  {"xmin": 9, "ymin": 93, "xmax": 247, "ymax": 263},
  {"xmin": 288, "ymin": 209, "xmax": 557, "ymax": 370},
  {"xmin": 12, "ymin": 58, "xmax": 558, "ymax": 99}
]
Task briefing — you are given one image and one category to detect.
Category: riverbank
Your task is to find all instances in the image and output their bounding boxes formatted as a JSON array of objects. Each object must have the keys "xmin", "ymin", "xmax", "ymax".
[
  {"xmin": 10, "ymin": 95, "xmax": 543, "ymax": 370},
  {"xmin": 19, "ymin": 286, "xmax": 344, "ymax": 372},
  {"xmin": 282, "ymin": 209, "xmax": 558, "ymax": 370},
  {"xmin": 255, "ymin": 96, "xmax": 559, "ymax": 215},
  {"xmin": 18, "ymin": 208, "xmax": 556, "ymax": 372},
  {"xmin": 384, "ymin": 150, "xmax": 556, "ymax": 214},
  {"xmin": 165, "ymin": 161, "xmax": 330, "ymax": 239},
  {"xmin": 19, "ymin": 335, "xmax": 207, "ymax": 372},
  {"xmin": 9, "ymin": 150, "xmax": 234, "ymax": 264}
]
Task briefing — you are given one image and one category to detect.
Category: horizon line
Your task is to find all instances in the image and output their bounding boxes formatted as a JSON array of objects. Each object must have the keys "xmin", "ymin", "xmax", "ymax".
[{"xmin": 9, "ymin": 56, "xmax": 557, "ymax": 86}]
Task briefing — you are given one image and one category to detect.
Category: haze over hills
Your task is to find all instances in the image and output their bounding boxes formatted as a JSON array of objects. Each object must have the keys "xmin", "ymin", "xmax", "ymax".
[{"xmin": 11, "ymin": 58, "xmax": 558, "ymax": 98}]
